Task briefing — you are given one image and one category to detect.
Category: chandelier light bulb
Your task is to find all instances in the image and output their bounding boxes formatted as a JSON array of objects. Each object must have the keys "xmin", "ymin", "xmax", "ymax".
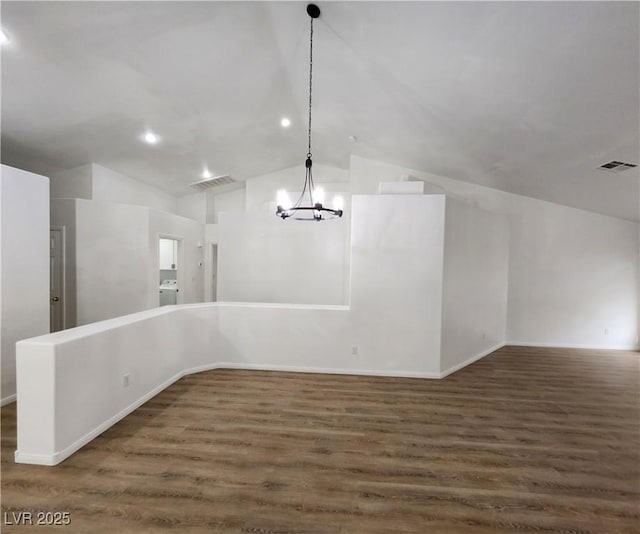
[
  {"xmin": 313, "ymin": 187, "xmax": 325, "ymax": 206},
  {"xmin": 277, "ymin": 189, "xmax": 291, "ymax": 210}
]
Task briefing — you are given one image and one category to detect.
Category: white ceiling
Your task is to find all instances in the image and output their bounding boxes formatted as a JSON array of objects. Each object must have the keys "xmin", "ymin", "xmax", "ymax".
[{"xmin": 1, "ymin": 1, "xmax": 638, "ymax": 220}]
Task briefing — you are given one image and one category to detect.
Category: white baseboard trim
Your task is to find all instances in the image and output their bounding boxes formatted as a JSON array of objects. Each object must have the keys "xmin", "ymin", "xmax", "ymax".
[
  {"xmin": 13, "ymin": 452, "xmax": 57, "ymax": 466},
  {"xmin": 439, "ymin": 343, "xmax": 505, "ymax": 379},
  {"xmin": 214, "ymin": 362, "xmax": 441, "ymax": 379},
  {"xmin": 1, "ymin": 394, "xmax": 17, "ymax": 407},
  {"xmin": 506, "ymin": 341, "xmax": 640, "ymax": 351}
]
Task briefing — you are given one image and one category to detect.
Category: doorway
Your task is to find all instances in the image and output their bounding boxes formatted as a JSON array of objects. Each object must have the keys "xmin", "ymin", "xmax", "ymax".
[
  {"xmin": 159, "ymin": 237, "xmax": 180, "ymax": 306},
  {"xmin": 50, "ymin": 228, "xmax": 65, "ymax": 332}
]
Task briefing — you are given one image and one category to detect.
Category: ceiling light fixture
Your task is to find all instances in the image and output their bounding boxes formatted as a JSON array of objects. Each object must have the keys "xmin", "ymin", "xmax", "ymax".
[
  {"xmin": 143, "ymin": 131, "xmax": 159, "ymax": 145},
  {"xmin": 280, "ymin": 117, "xmax": 291, "ymax": 128},
  {"xmin": 202, "ymin": 169, "xmax": 212, "ymax": 179},
  {"xmin": 276, "ymin": 4, "xmax": 343, "ymax": 221}
]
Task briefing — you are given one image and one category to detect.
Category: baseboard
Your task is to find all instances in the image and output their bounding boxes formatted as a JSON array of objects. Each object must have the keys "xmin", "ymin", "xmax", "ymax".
[
  {"xmin": 506, "ymin": 341, "xmax": 640, "ymax": 351},
  {"xmin": 1, "ymin": 394, "xmax": 17, "ymax": 407},
  {"xmin": 439, "ymin": 342, "xmax": 505, "ymax": 379},
  {"xmin": 215, "ymin": 362, "xmax": 441, "ymax": 379},
  {"xmin": 13, "ymin": 451, "xmax": 57, "ymax": 466}
]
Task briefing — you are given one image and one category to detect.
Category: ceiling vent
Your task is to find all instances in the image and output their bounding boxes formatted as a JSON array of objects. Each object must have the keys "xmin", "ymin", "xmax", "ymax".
[
  {"xmin": 598, "ymin": 161, "xmax": 637, "ymax": 173},
  {"xmin": 189, "ymin": 175, "xmax": 235, "ymax": 191}
]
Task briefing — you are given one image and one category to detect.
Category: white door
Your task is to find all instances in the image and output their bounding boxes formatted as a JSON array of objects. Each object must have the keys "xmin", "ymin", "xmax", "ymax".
[{"xmin": 50, "ymin": 229, "xmax": 64, "ymax": 332}]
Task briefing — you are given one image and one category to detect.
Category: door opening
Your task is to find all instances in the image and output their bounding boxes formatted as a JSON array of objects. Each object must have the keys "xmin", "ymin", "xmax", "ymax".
[
  {"xmin": 50, "ymin": 228, "xmax": 65, "ymax": 332},
  {"xmin": 159, "ymin": 237, "xmax": 180, "ymax": 306}
]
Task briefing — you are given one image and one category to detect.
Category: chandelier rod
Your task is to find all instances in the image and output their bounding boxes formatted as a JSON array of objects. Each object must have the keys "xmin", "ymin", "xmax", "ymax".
[{"xmin": 307, "ymin": 15, "xmax": 313, "ymax": 159}]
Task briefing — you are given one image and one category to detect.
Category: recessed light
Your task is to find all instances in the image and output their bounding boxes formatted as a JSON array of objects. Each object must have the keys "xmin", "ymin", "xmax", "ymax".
[
  {"xmin": 202, "ymin": 169, "xmax": 212, "ymax": 179},
  {"xmin": 143, "ymin": 131, "xmax": 159, "ymax": 145},
  {"xmin": 0, "ymin": 30, "xmax": 9, "ymax": 45},
  {"xmin": 280, "ymin": 117, "xmax": 291, "ymax": 128}
]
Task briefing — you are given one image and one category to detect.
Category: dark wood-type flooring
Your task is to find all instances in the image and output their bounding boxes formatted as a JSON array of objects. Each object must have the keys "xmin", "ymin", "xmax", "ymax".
[{"xmin": 1, "ymin": 346, "xmax": 639, "ymax": 533}]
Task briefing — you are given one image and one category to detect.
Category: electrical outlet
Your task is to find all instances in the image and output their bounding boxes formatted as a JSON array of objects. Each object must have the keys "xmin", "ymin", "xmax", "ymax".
[
  {"xmin": 604, "ymin": 328, "xmax": 609, "ymax": 336},
  {"xmin": 123, "ymin": 374, "xmax": 130, "ymax": 388},
  {"xmin": 351, "ymin": 346, "xmax": 358, "ymax": 356}
]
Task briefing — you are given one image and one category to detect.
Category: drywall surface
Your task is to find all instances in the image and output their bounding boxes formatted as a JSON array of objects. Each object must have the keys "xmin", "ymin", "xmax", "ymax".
[
  {"xmin": 49, "ymin": 163, "xmax": 178, "ymax": 215},
  {"xmin": 506, "ymin": 200, "xmax": 638, "ymax": 349},
  {"xmin": 212, "ymin": 187, "xmax": 246, "ymax": 223},
  {"xmin": 0, "ymin": 165, "xmax": 49, "ymax": 402},
  {"xmin": 49, "ymin": 164, "xmax": 92, "ymax": 200},
  {"xmin": 441, "ymin": 198, "xmax": 509, "ymax": 373},
  {"xmin": 91, "ymin": 164, "xmax": 177, "ymax": 214},
  {"xmin": 218, "ymin": 211, "xmax": 349, "ymax": 305},
  {"xmin": 351, "ymin": 156, "xmax": 639, "ymax": 349},
  {"xmin": 70, "ymin": 200, "xmax": 205, "ymax": 325},
  {"xmin": 177, "ymin": 192, "xmax": 207, "ymax": 224},
  {"xmin": 75, "ymin": 200, "xmax": 150, "ymax": 325},
  {"xmin": 50, "ymin": 199, "xmax": 78, "ymax": 328},
  {"xmin": 350, "ymin": 195, "xmax": 446, "ymax": 375}
]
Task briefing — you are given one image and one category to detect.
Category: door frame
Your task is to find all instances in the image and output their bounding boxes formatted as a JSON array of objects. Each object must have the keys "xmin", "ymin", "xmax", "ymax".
[
  {"xmin": 157, "ymin": 233, "xmax": 184, "ymax": 306},
  {"xmin": 209, "ymin": 244, "xmax": 218, "ymax": 302},
  {"xmin": 50, "ymin": 226, "xmax": 66, "ymax": 331}
]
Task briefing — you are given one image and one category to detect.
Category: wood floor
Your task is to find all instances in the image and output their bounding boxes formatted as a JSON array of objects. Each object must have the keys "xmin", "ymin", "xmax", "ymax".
[{"xmin": 1, "ymin": 346, "xmax": 639, "ymax": 533}]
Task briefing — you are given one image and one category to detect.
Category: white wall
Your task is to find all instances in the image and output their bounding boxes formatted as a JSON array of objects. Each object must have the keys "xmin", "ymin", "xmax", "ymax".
[
  {"xmin": 1, "ymin": 165, "xmax": 50, "ymax": 402},
  {"xmin": 212, "ymin": 187, "xmax": 246, "ymax": 223},
  {"xmin": 177, "ymin": 192, "xmax": 207, "ymax": 224},
  {"xmin": 213, "ymin": 164, "xmax": 353, "ymax": 306},
  {"xmin": 218, "ymin": 211, "xmax": 349, "ymax": 305},
  {"xmin": 91, "ymin": 164, "xmax": 177, "ymax": 214},
  {"xmin": 441, "ymin": 198, "xmax": 509, "ymax": 372},
  {"xmin": 75, "ymin": 200, "xmax": 150, "ymax": 325},
  {"xmin": 350, "ymin": 195, "xmax": 446, "ymax": 375},
  {"xmin": 52, "ymin": 198, "xmax": 205, "ymax": 326},
  {"xmin": 350, "ymin": 156, "xmax": 639, "ymax": 349},
  {"xmin": 506, "ymin": 200, "xmax": 638, "ymax": 349},
  {"xmin": 50, "ymin": 164, "xmax": 92, "ymax": 200}
]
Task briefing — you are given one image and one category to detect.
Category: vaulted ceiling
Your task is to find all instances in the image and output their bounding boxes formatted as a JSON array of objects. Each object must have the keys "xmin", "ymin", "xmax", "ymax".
[{"xmin": 1, "ymin": 1, "xmax": 638, "ymax": 220}]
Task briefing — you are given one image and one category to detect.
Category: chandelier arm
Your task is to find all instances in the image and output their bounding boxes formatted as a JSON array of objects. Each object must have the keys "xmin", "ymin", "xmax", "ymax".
[{"xmin": 293, "ymin": 166, "xmax": 310, "ymax": 210}]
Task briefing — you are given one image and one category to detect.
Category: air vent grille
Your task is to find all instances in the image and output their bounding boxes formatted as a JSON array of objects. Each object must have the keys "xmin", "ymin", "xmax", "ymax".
[
  {"xmin": 189, "ymin": 175, "xmax": 235, "ymax": 191},
  {"xmin": 598, "ymin": 161, "xmax": 637, "ymax": 173}
]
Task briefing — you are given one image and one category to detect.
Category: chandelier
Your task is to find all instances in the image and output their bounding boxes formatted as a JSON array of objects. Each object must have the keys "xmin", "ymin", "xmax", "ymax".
[{"xmin": 276, "ymin": 4, "xmax": 344, "ymax": 221}]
